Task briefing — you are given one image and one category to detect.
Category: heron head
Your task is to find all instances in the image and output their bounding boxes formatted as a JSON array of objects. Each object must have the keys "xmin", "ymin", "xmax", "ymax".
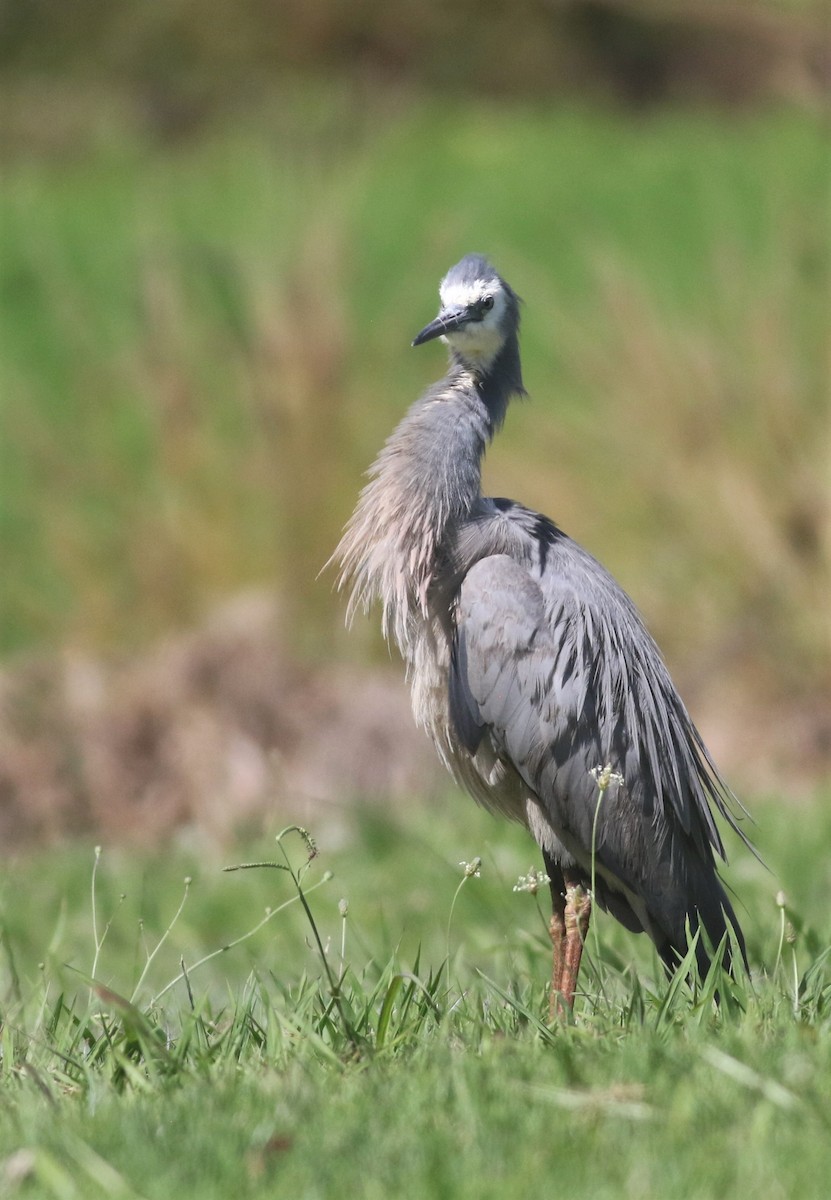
[{"xmin": 412, "ymin": 254, "xmax": 520, "ymax": 370}]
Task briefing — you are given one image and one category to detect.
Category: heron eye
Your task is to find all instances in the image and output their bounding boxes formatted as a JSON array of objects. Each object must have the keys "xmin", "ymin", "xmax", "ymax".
[{"xmin": 481, "ymin": 295, "xmax": 494, "ymax": 311}]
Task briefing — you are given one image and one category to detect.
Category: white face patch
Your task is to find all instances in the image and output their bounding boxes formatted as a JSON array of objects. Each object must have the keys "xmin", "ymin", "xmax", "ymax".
[
  {"xmin": 437, "ymin": 278, "xmax": 509, "ymax": 366},
  {"xmin": 439, "ymin": 278, "xmax": 503, "ymax": 313}
]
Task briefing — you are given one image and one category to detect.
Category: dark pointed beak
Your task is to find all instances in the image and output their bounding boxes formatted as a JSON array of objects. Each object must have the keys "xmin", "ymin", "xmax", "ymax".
[{"xmin": 412, "ymin": 307, "xmax": 469, "ymax": 347}]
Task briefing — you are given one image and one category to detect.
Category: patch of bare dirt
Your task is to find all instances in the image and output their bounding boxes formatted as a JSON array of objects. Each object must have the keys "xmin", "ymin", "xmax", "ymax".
[
  {"xmin": 0, "ymin": 593, "xmax": 440, "ymax": 849},
  {"xmin": 0, "ymin": 591, "xmax": 827, "ymax": 850}
]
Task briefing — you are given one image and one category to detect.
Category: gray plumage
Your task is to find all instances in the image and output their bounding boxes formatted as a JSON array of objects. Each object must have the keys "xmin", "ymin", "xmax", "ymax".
[{"xmin": 335, "ymin": 253, "xmax": 748, "ymax": 1003}]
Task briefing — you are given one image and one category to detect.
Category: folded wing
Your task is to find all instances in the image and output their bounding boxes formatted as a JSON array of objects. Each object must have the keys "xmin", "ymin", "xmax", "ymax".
[{"xmin": 448, "ymin": 551, "xmax": 747, "ymax": 971}]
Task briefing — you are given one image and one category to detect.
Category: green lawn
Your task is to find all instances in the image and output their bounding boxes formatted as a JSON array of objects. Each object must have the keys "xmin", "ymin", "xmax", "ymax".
[{"xmin": 1, "ymin": 791, "xmax": 830, "ymax": 1198}]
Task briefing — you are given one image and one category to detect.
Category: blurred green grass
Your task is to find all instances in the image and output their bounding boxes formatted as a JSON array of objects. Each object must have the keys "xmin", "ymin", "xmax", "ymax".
[{"xmin": 1, "ymin": 99, "xmax": 827, "ymax": 701}]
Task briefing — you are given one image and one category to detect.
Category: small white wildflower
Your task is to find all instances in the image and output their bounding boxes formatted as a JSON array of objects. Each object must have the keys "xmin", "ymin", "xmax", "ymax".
[
  {"xmin": 590, "ymin": 764, "xmax": 624, "ymax": 791},
  {"xmin": 338, "ymin": 898, "xmax": 349, "ymax": 918},
  {"xmin": 776, "ymin": 890, "xmax": 787, "ymax": 909},
  {"xmin": 513, "ymin": 868, "xmax": 551, "ymax": 895},
  {"xmin": 459, "ymin": 858, "xmax": 482, "ymax": 878}
]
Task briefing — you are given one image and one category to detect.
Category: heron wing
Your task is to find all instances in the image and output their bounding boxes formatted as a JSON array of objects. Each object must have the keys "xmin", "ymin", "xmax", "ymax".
[
  {"xmin": 449, "ymin": 548, "xmax": 746, "ymax": 960},
  {"xmin": 450, "ymin": 551, "xmax": 638, "ymax": 854}
]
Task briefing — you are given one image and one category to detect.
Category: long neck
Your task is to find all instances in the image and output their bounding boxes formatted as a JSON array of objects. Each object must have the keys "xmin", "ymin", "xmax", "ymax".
[
  {"xmin": 335, "ymin": 362, "xmax": 515, "ymax": 653},
  {"xmin": 451, "ymin": 329, "xmax": 524, "ymax": 430}
]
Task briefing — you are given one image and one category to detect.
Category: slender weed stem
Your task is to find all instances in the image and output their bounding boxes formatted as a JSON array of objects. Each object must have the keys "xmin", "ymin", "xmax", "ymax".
[
  {"xmin": 90, "ymin": 847, "xmax": 126, "ymax": 981},
  {"xmin": 447, "ymin": 859, "xmax": 481, "ymax": 965},
  {"xmin": 588, "ymin": 765, "xmax": 623, "ymax": 1006},
  {"xmin": 150, "ymin": 874, "xmax": 330, "ymax": 1006},
  {"xmin": 224, "ymin": 826, "xmax": 360, "ymax": 1052},
  {"xmin": 131, "ymin": 878, "xmax": 192, "ymax": 1004}
]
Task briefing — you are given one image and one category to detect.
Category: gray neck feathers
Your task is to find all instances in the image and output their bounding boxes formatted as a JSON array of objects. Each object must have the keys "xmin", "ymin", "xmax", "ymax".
[
  {"xmin": 335, "ymin": 361, "xmax": 520, "ymax": 654},
  {"xmin": 451, "ymin": 330, "xmax": 524, "ymax": 430}
]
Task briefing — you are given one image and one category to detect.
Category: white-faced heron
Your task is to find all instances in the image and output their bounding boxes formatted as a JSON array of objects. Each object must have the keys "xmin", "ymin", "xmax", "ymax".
[{"xmin": 335, "ymin": 253, "xmax": 749, "ymax": 1014}]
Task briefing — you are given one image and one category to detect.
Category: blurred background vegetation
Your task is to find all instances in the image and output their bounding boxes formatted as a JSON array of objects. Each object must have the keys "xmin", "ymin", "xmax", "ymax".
[{"xmin": 0, "ymin": 0, "xmax": 829, "ymax": 845}]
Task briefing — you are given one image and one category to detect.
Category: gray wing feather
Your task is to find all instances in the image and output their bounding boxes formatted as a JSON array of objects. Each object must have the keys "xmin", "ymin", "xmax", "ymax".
[
  {"xmin": 449, "ymin": 548, "xmax": 748, "ymax": 962},
  {"xmin": 448, "ymin": 627, "xmax": 484, "ymax": 753}
]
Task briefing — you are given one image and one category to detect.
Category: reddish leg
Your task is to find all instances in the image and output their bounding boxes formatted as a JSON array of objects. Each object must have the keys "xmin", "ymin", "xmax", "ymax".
[
  {"xmin": 544, "ymin": 856, "xmax": 570, "ymax": 1021},
  {"xmin": 544, "ymin": 857, "xmax": 592, "ymax": 1019},
  {"xmin": 559, "ymin": 869, "xmax": 592, "ymax": 1012},
  {"xmin": 548, "ymin": 886, "xmax": 567, "ymax": 1021}
]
